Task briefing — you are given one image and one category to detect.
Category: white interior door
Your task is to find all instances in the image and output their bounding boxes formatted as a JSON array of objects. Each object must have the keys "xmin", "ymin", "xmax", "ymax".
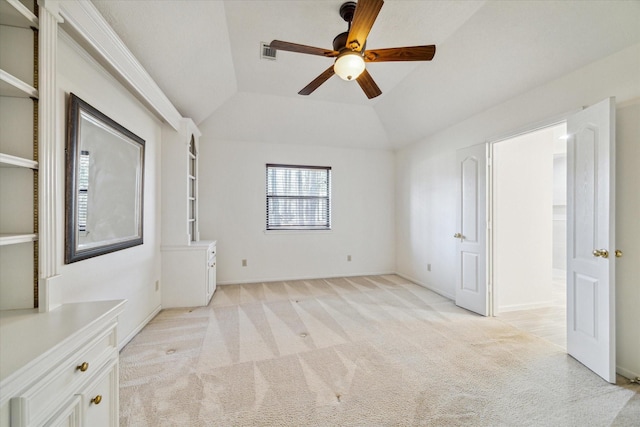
[
  {"xmin": 455, "ymin": 143, "xmax": 489, "ymax": 316},
  {"xmin": 566, "ymin": 97, "xmax": 616, "ymax": 383}
]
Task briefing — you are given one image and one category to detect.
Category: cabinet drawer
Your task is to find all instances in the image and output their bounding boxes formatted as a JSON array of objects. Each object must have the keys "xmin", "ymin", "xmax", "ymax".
[{"xmin": 11, "ymin": 327, "xmax": 117, "ymax": 427}]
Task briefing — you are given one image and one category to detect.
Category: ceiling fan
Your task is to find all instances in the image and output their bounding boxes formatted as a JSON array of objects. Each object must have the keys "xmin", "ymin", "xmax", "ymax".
[{"xmin": 270, "ymin": 0, "xmax": 436, "ymax": 99}]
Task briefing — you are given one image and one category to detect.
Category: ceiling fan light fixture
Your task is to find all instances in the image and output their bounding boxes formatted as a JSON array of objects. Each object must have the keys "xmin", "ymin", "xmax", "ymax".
[{"xmin": 334, "ymin": 51, "xmax": 365, "ymax": 81}]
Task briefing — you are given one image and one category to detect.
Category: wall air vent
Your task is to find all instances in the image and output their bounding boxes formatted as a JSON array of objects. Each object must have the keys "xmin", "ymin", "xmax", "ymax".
[{"xmin": 261, "ymin": 42, "xmax": 277, "ymax": 60}]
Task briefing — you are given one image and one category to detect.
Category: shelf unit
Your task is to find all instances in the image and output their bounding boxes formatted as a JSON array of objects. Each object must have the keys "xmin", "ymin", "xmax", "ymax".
[
  {"xmin": 0, "ymin": 0, "xmax": 37, "ymax": 29},
  {"xmin": 0, "ymin": 0, "xmax": 39, "ymax": 310},
  {"xmin": 161, "ymin": 119, "xmax": 217, "ymax": 307},
  {"xmin": 188, "ymin": 134, "xmax": 198, "ymax": 241},
  {"xmin": 0, "ymin": 69, "xmax": 37, "ymax": 98},
  {"xmin": 161, "ymin": 119, "xmax": 202, "ymax": 245},
  {"xmin": 1, "ymin": 2, "xmax": 136, "ymax": 425}
]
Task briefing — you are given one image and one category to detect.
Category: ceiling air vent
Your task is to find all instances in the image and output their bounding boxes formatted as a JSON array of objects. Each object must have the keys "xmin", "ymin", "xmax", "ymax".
[{"xmin": 261, "ymin": 42, "xmax": 277, "ymax": 60}]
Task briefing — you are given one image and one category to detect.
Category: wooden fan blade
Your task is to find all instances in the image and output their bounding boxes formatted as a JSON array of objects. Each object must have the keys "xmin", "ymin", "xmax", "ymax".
[
  {"xmin": 356, "ymin": 68, "xmax": 382, "ymax": 99},
  {"xmin": 269, "ymin": 40, "xmax": 338, "ymax": 57},
  {"xmin": 299, "ymin": 66, "xmax": 336, "ymax": 96},
  {"xmin": 365, "ymin": 45, "xmax": 436, "ymax": 62},
  {"xmin": 346, "ymin": 0, "xmax": 384, "ymax": 52}
]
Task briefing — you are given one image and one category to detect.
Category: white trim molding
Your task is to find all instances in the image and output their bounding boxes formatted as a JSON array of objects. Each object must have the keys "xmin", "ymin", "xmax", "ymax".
[
  {"xmin": 53, "ymin": 0, "xmax": 182, "ymax": 130},
  {"xmin": 38, "ymin": 2, "xmax": 61, "ymax": 312},
  {"xmin": 119, "ymin": 304, "xmax": 161, "ymax": 350},
  {"xmin": 394, "ymin": 272, "xmax": 455, "ymax": 301}
]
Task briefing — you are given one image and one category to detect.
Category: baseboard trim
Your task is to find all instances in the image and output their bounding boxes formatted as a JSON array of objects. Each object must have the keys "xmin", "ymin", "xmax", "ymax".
[
  {"xmin": 394, "ymin": 272, "xmax": 455, "ymax": 300},
  {"xmin": 616, "ymin": 365, "xmax": 640, "ymax": 382},
  {"xmin": 217, "ymin": 271, "xmax": 395, "ymax": 286},
  {"xmin": 119, "ymin": 304, "xmax": 161, "ymax": 351},
  {"xmin": 498, "ymin": 300, "xmax": 556, "ymax": 313}
]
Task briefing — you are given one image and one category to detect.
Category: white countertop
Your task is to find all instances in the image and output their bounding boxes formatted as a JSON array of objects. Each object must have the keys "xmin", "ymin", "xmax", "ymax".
[{"xmin": 0, "ymin": 300, "xmax": 126, "ymax": 384}]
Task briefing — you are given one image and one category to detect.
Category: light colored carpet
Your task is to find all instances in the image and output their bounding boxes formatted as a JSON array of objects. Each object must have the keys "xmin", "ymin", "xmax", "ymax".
[{"xmin": 119, "ymin": 275, "xmax": 639, "ymax": 426}]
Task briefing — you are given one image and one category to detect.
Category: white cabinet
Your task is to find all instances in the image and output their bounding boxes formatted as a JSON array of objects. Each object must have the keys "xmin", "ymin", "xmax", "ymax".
[
  {"xmin": 208, "ymin": 243, "xmax": 217, "ymax": 302},
  {"xmin": 0, "ymin": 300, "xmax": 126, "ymax": 427},
  {"xmin": 43, "ymin": 396, "xmax": 81, "ymax": 427},
  {"xmin": 81, "ymin": 359, "xmax": 118, "ymax": 427},
  {"xmin": 43, "ymin": 360, "xmax": 117, "ymax": 427},
  {"xmin": 161, "ymin": 241, "xmax": 216, "ymax": 308},
  {"xmin": 161, "ymin": 117, "xmax": 218, "ymax": 308},
  {"xmin": 0, "ymin": 0, "xmax": 39, "ymax": 310}
]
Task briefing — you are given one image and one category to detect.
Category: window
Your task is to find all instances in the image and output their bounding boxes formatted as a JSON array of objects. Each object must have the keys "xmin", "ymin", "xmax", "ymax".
[
  {"xmin": 77, "ymin": 150, "xmax": 90, "ymax": 235},
  {"xmin": 266, "ymin": 164, "xmax": 331, "ymax": 230}
]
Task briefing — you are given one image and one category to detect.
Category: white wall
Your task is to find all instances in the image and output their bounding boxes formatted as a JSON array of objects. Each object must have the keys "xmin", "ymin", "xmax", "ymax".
[
  {"xmin": 197, "ymin": 133, "xmax": 396, "ymax": 284},
  {"xmin": 396, "ymin": 43, "xmax": 640, "ymax": 377},
  {"xmin": 552, "ymin": 152, "xmax": 567, "ymax": 272},
  {"xmin": 493, "ymin": 127, "xmax": 554, "ymax": 312},
  {"xmin": 54, "ymin": 32, "xmax": 162, "ymax": 346}
]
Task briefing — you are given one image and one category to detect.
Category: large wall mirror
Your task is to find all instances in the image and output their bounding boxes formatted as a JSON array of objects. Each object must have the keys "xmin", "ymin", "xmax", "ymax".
[{"xmin": 65, "ymin": 93, "xmax": 145, "ymax": 263}]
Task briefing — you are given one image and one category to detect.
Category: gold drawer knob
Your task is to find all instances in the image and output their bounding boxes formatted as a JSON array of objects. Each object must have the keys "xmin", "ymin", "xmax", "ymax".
[
  {"xmin": 76, "ymin": 362, "xmax": 89, "ymax": 372},
  {"xmin": 91, "ymin": 395, "xmax": 102, "ymax": 405}
]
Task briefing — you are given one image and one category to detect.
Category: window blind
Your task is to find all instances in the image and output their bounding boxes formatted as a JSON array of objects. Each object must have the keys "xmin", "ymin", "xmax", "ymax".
[
  {"xmin": 266, "ymin": 164, "xmax": 331, "ymax": 230},
  {"xmin": 78, "ymin": 150, "xmax": 90, "ymax": 233}
]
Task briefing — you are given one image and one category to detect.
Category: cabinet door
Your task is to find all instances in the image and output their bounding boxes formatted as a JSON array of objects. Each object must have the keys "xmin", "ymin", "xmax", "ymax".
[
  {"xmin": 206, "ymin": 257, "xmax": 215, "ymax": 296},
  {"xmin": 83, "ymin": 362, "xmax": 118, "ymax": 427},
  {"xmin": 43, "ymin": 396, "xmax": 82, "ymax": 427}
]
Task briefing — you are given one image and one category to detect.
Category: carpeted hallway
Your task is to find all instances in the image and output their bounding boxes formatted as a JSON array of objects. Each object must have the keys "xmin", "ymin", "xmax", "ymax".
[{"xmin": 119, "ymin": 275, "xmax": 639, "ymax": 426}]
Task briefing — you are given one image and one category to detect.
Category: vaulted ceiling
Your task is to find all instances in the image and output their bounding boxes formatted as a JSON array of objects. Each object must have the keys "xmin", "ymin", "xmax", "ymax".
[{"xmin": 91, "ymin": 0, "xmax": 640, "ymax": 150}]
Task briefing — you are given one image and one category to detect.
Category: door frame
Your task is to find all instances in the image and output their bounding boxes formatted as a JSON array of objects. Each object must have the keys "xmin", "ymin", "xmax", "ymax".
[
  {"xmin": 480, "ymin": 100, "xmax": 617, "ymax": 383},
  {"xmin": 487, "ymin": 118, "xmax": 568, "ymax": 317},
  {"xmin": 486, "ymin": 111, "xmax": 580, "ymax": 317}
]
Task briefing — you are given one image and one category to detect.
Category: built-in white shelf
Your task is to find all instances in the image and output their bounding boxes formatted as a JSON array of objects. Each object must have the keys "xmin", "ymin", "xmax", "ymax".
[
  {"xmin": 0, "ymin": 0, "xmax": 38, "ymax": 29},
  {"xmin": 0, "ymin": 69, "xmax": 38, "ymax": 99},
  {"xmin": 0, "ymin": 0, "xmax": 39, "ymax": 312},
  {"xmin": 0, "ymin": 153, "xmax": 37, "ymax": 169},
  {"xmin": 0, "ymin": 233, "xmax": 37, "ymax": 246}
]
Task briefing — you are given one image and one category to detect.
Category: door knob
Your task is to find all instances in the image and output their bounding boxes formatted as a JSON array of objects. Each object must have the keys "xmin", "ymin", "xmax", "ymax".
[
  {"xmin": 592, "ymin": 249, "xmax": 609, "ymax": 258},
  {"xmin": 615, "ymin": 249, "xmax": 623, "ymax": 258},
  {"xmin": 453, "ymin": 233, "xmax": 462, "ymax": 238}
]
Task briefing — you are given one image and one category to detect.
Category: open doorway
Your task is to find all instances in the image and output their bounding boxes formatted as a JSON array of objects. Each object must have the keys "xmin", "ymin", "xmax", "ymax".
[{"xmin": 491, "ymin": 123, "xmax": 567, "ymax": 349}]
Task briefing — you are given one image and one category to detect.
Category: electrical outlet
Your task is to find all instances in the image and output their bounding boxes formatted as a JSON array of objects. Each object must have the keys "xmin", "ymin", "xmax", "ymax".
[
  {"xmin": 347, "ymin": 255, "xmax": 352, "ymax": 262},
  {"xmin": 427, "ymin": 264, "xmax": 431, "ymax": 272},
  {"xmin": 242, "ymin": 259, "xmax": 247, "ymax": 267},
  {"xmin": 155, "ymin": 280, "xmax": 160, "ymax": 291}
]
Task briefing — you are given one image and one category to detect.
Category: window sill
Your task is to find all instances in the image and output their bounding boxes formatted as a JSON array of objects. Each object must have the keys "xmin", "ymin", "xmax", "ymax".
[{"xmin": 264, "ymin": 229, "xmax": 332, "ymax": 235}]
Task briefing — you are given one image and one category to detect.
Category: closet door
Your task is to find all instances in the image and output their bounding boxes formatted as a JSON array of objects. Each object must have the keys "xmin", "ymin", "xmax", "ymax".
[{"xmin": 454, "ymin": 143, "xmax": 489, "ymax": 316}]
